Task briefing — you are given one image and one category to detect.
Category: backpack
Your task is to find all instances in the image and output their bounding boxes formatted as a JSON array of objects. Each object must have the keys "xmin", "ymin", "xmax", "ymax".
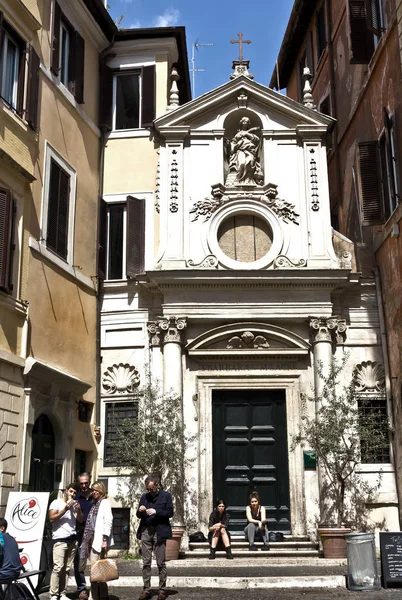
[
  {"xmin": 3, "ymin": 582, "xmax": 35, "ymax": 600},
  {"xmin": 269, "ymin": 531, "xmax": 285, "ymax": 542},
  {"xmin": 189, "ymin": 531, "xmax": 207, "ymax": 543}
]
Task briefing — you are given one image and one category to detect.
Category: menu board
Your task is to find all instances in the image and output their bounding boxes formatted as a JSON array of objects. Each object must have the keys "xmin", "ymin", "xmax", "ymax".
[{"xmin": 380, "ymin": 532, "xmax": 402, "ymax": 588}]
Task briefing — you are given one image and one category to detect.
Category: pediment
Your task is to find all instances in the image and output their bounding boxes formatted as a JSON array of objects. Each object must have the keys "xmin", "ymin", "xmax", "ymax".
[
  {"xmin": 155, "ymin": 75, "xmax": 334, "ymax": 132},
  {"xmin": 186, "ymin": 322, "xmax": 310, "ymax": 360}
]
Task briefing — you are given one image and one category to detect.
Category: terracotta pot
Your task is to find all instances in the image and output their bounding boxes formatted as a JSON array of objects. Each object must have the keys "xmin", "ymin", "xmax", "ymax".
[
  {"xmin": 318, "ymin": 527, "xmax": 352, "ymax": 558},
  {"xmin": 165, "ymin": 527, "xmax": 185, "ymax": 561}
]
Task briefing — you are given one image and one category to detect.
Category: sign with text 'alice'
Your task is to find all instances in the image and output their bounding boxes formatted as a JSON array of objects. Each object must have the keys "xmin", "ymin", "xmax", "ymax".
[{"xmin": 5, "ymin": 492, "xmax": 50, "ymax": 587}]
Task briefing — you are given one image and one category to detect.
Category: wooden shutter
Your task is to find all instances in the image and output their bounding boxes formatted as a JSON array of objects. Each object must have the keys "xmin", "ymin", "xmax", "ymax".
[
  {"xmin": 316, "ymin": 4, "xmax": 327, "ymax": 58},
  {"xmin": 365, "ymin": 0, "xmax": 382, "ymax": 37},
  {"xmin": 306, "ymin": 31, "xmax": 314, "ymax": 76},
  {"xmin": 99, "ymin": 60, "xmax": 113, "ymax": 130},
  {"xmin": 358, "ymin": 141, "xmax": 384, "ymax": 224},
  {"xmin": 47, "ymin": 159, "xmax": 70, "ymax": 259},
  {"xmin": 73, "ymin": 31, "xmax": 85, "ymax": 103},
  {"xmin": 51, "ymin": 1, "xmax": 61, "ymax": 75},
  {"xmin": 0, "ymin": 12, "xmax": 4, "ymax": 66},
  {"xmin": 0, "ymin": 188, "xmax": 13, "ymax": 292},
  {"xmin": 141, "ymin": 65, "xmax": 156, "ymax": 127},
  {"xmin": 98, "ymin": 198, "xmax": 107, "ymax": 279},
  {"xmin": 382, "ymin": 107, "xmax": 397, "ymax": 210},
  {"xmin": 126, "ymin": 195, "xmax": 145, "ymax": 278},
  {"xmin": 348, "ymin": 0, "xmax": 374, "ymax": 63},
  {"xmin": 16, "ymin": 42, "xmax": 26, "ymax": 116},
  {"xmin": 26, "ymin": 45, "xmax": 40, "ymax": 130}
]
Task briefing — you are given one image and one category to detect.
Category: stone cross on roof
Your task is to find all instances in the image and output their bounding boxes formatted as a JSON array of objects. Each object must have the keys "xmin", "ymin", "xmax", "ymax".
[{"xmin": 230, "ymin": 32, "xmax": 251, "ymax": 61}]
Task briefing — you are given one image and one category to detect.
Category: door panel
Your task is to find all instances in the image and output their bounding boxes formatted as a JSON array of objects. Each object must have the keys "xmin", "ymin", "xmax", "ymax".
[{"xmin": 212, "ymin": 389, "xmax": 290, "ymax": 533}]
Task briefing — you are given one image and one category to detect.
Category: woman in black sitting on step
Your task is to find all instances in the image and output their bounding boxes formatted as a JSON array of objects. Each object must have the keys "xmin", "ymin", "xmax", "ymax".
[
  {"xmin": 244, "ymin": 491, "xmax": 270, "ymax": 551},
  {"xmin": 208, "ymin": 499, "xmax": 233, "ymax": 560}
]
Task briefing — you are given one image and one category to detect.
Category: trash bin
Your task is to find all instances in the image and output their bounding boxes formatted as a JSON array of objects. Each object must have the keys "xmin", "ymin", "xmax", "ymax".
[{"xmin": 346, "ymin": 532, "xmax": 381, "ymax": 591}]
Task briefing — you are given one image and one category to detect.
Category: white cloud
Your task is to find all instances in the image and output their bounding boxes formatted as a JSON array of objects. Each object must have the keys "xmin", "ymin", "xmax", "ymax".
[
  {"xmin": 153, "ymin": 8, "xmax": 180, "ymax": 27},
  {"xmin": 128, "ymin": 20, "xmax": 142, "ymax": 28}
]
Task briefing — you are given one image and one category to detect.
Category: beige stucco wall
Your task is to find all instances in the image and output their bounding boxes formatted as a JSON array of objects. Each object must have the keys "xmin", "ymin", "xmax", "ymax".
[{"xmin": 103, "ymin": 137, "xmax": 158, "ymax": 193}]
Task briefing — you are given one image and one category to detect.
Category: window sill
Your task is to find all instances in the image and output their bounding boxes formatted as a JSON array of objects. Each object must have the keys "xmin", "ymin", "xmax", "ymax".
[
  {"xmin": 0, "ymin": 290, "xmax": 28, "ymax": 317},
  {"xmin": 0, "ymin": 97, "xmax": 34, "ymax": 135},
  {"xmin": 357, "ymin": 463, "xmax": 394, "ymax": 473},
  {"xmin": 108, "ymin": 129, "xmax": 151, "ymax": 140},
  {"xmin": 29, "ymin": 238, "xmax": 96, "ymax": 292}
]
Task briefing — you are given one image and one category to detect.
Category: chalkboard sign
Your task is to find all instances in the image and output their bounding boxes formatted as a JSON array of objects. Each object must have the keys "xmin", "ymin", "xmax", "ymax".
[{"xmin": 380, "ymin": 532, "xmax": 402, "ymax": 588}]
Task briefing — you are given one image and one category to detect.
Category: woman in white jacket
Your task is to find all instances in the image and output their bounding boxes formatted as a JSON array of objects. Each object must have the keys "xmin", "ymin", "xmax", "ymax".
[{"xmin": 80, "ymin": 481, "xmax": 114, "ymax": 600}]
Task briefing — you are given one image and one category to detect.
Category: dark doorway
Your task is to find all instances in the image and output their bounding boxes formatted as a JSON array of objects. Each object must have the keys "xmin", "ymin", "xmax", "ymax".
[
  {"xmin": 212, "ymin": 389, "xmax": 290, "ymax": 533},
  {"xmin": 29, "ymin": 414, "xmax": 55, "ymax": 492}
]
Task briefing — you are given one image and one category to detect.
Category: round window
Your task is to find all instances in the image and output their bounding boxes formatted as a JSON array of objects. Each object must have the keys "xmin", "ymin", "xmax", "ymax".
[{"xmin": 217, "ymin": 214, "xmax": 273, "ymax": 263}]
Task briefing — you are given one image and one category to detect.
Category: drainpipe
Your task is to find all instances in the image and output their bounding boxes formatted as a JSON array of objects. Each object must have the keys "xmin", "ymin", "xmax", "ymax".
[{"xmin": 373, "ymin": 266, "xmax": 401, "ymax": 526}]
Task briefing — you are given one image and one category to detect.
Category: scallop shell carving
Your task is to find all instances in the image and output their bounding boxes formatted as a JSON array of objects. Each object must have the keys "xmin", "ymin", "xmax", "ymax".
[
  {"xmin": 354, "ymin": 361, "xmax": 385, "ymax": 392},
  {"xmin": 102, "ymin": 363, "xmax": 140, "ymax": 394}
]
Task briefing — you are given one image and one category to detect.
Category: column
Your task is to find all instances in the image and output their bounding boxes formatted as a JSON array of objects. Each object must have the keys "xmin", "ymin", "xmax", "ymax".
[
  {"xmin": 309, "ymin": 317, "xmax": 347, "ymax": 397},
  {"xmin": 157, "ymin": 317, "xmax": 187, "ymax": 397}
]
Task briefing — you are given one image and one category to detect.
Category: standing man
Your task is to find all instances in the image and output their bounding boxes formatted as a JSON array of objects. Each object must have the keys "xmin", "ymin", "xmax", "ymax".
[
  {"xmin": 49, "ymin": 483, "xmax": 83, "ymax": 600},
  {"xmin": 74, "ymin": 473, "xmax": 93, "ymax": 600},
  {"xmin": 136, "ymin": 475, "xmax": 173, "ymax": 600}
]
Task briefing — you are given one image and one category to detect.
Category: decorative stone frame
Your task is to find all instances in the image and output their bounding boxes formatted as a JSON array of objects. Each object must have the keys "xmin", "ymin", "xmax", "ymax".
[
  {"xmin": 195, "ymin": 372, "xmax": 305, "ymax": 536},
  {"xmin": 206, "ymin": 199, "xmax": 286, "ymax": 270}
]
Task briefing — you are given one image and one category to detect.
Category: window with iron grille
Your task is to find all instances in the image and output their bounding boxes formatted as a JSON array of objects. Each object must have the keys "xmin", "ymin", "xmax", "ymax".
[
  {"xmin": 104, "ymin": 401, "xmax": 137, "ymax": 466},
  {"xmin": 112, "ymin": 508, "xmax": 130, "ymax": 549},
  {"xmin": 42, "ymin": 143, "xmax": 76, "ymax": 263},
  {"xmin": 358, "ymin": 396, "xmax": 390, "ymax": 463}
]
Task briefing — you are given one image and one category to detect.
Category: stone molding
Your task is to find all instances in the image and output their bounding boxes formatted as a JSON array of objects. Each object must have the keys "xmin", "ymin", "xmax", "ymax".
[
  {"xmin": 309, "ymin": 317, "xmax": 347, "ymax": 345},
  {"xmin": 147, "ymin": 317, "xmax": 187, "ymax": 346},
  {"xmin": 102, "ymin": 363, "xmax": 140, "ymax": 394}
]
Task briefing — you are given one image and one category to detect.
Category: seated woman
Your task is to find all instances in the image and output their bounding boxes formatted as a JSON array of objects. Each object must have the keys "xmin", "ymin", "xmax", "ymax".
[
  {"xmin": 208, "ymin": 499, "xmax": 233, "ymax": 560},
  {"xmin": 244, "ymin": 491, "xmax": 270, "ymax": 551}
]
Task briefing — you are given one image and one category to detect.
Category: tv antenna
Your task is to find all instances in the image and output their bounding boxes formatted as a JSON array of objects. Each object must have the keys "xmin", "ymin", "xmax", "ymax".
[{"xmin": 190, "ymin": 41, "xmax": 214, "ymax": 98}]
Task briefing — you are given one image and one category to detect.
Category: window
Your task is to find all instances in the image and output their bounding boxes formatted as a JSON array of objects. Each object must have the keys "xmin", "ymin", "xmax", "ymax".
[
  {"xmin": 348, "ymin": 0, "xmax": 385, "ymax": 64},
  {"xmin": 99, "ymin": 196, "xmax": 145, "ymax": 280},
  {"xmin": 358, "ymin": 396, "xmax": 390, "ymax": 463},
  {"xmin": 0, "ymin": 187, "xmax": 15, "ymax": 293},
  {"xmin": 74, "ymin": 449, "xmax": 86, "ymax": 481},
  {"xmin": 77, "ymin": 401, "xmax": 92, "ymax": 423},
  {"xmin": 104, "ymin": 401, "xmax": 137, "ymax": 466},
  {"xmin": 316, "ymin": 3, "xmax": 327, "ymax": 60},
  {"xmin": 42, "ymin": 144, "xmax": 76, "ymax": 262},
  {"xmin": 51, "ymin": 2, "xmax": 85, "ymax": 103},
  {"xmin": 99, "ymin": 64, "xmax": 155, "ymax": 131},
  {"xmin": 358, "ymin": 111, "xmax": 399, "ymax": 225},
  {"xmin": 112, "ymin": 508, "xmax": 130, "ymax": 549}
]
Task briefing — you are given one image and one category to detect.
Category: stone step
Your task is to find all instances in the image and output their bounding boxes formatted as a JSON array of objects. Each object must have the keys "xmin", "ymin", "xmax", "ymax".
[
  {"xmin": 182, "ymin": 549, "xmax": 320, "ymax": 558},
  {"xmin": 189, "ymin": 541, "xmax": 319, "ymax": 550}
]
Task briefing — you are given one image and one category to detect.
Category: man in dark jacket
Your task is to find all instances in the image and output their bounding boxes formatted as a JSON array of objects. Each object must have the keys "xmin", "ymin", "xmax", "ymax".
[
  {"xmin": 0, "ymin": 518, "xmax": 22, "ymax": 582},
  {"xmin": 136, "ymin": 475, "xmax": 173, "ymax": 600}
]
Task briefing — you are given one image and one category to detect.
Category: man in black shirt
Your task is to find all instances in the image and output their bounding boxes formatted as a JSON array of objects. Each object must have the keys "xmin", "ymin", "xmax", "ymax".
[
  {"xmin": 136, "ymin": 476, "xmax": 173, "ymax": 600},
  {"xmin": 0, "ymin": 519, "xmax": 22, "ymax": 582},
  {"xmin": 74, "ymin": 472, "xmax": 93, "ymax": 600}
]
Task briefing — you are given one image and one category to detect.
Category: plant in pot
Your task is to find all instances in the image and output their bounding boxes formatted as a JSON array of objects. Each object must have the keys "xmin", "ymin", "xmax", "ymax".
[
  {"xmin": 108, "ymin": 376, "xmax": 196, "ymax": 560},
  {"xmin": 291, "ymin": 356, "xmax": 390, "ymax": 558}
]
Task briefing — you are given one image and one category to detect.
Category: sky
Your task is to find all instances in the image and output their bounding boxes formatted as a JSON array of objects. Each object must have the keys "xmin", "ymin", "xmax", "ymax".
[{"xmin": 106, "ymin": 0, "xmax": 295, "ymax": 98}]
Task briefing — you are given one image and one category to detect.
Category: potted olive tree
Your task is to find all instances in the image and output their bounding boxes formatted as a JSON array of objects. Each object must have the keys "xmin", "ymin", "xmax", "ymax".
[
  {"xmin": 108, "ymin": 377, "xmax": 196, "ymax": 559},
  {"xmin": 292, "ymin": 357, "xmax": 390, "ymax": 558}
]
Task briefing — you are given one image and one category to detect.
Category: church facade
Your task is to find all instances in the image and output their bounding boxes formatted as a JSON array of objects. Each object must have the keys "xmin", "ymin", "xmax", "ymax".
[{"xmin": 99, "ymin": 56, "xmax": 399, "ymax": 538}]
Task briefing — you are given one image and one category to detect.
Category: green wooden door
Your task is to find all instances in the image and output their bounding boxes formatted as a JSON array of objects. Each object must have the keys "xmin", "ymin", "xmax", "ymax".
[{"xmin": 212, "ymin": 389, "xmax": 290, "ymax": 533}]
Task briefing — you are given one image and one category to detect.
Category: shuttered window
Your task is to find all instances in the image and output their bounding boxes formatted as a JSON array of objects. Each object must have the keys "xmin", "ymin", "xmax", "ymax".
[
  {"xmin": 26, "ymin": 45, "xmax": 40, "ymax": 130},
  {"xmin": 358, "ymin": 141, "xmax": 384, "ymax": 224},
  {"xmin": 0, "ymin": 14, "xmax": 26, "ymax": 115},
  {"xmin": 102, "ymin": 65, "xmax": 156, "ymax": 131},
  {"xmin": 380, "ymin": 109, "xmax": 400, "ymax": 220},
  {"xmin": 46, "ymin": 158, "xmax": 70, "ymax": 260},
  {"xmin": 348, "ymin": 0, "xmax": 384, "ymax": 64},
  {"xmin": 316, "ymin": 3, "xmax": 327, "ymax": 60},
  {"xmin": 101, "ymin": 196, "xmax": 146, "ymax": 280},
  {"xmin": 51, "ymin": 2, "xmax": 85, "ymax": 103},
  {"xmin": 0, "ymin": 187, "xmax": 15, "ymax": 293}
]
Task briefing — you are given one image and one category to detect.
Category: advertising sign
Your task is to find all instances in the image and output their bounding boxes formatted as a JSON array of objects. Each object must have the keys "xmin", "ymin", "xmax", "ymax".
[{"xmin": 5, "ymin": 492, "xmax": 50, "ymax": 588}]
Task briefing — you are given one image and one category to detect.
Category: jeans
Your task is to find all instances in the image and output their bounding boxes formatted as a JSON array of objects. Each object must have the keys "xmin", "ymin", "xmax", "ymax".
[
  {"xmin": 141, "ymin": 527, "xmax": 167, "ymax": 591},
  {"xmin": 74, "ymin": 547, "xmax": 87, "ymax": 592},
  {"xmin": 244, "ymin": 522, "xmax": 269, "ymax": 546}
]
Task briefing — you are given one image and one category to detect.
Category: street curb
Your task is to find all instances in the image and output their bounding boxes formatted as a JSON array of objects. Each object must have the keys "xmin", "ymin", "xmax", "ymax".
[{"xmin": 69, "ymin": 575, "xmax": 346, "ymax": 589}]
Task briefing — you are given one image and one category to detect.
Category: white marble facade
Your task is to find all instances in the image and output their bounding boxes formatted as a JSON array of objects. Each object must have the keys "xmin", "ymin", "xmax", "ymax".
[{"xmin": 100, "ymin": 72, "xmax": 399, "ymax": 537}]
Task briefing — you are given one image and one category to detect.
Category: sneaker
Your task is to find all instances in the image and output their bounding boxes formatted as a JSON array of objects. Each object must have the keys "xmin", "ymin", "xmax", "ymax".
[
  {"xmin": 50, "ymin": 596, "xmax": 58, "ymax": 600},
  {"xmin": 249, "ymin": 544, "xmax": 258, "ymax": 551},
  {"xmin": 59, "ymin": 595, "xmax": 70, "ymax": 600},
  {"xmin": 261, "ymin": 544, "xmax": 270, "ymax": 551}
]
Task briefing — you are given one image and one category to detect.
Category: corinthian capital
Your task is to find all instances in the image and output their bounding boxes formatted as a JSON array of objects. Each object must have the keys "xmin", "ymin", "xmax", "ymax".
[
  {"xmin": 309, "ymin": 316, "xmax": 347, "ymax": 345},
  {"xmin": 157, "ymin": 316, "xmax": 187, "ymax": 345}
]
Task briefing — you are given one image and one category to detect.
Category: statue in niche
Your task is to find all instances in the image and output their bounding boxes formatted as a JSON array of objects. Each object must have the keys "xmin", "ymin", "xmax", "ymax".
[{"xmin": 225, "ymin": 116, "xmax": 263, "ymax": 186}]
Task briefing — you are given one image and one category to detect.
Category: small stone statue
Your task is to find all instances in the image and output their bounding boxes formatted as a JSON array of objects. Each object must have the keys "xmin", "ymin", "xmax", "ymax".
[{"xmin": 225, "ymin": 116, "xmax": 263, "ymax": 186}]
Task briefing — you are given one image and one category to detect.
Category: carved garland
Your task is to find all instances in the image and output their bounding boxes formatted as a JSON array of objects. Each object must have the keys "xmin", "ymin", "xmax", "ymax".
[
  {"xmin": 309, "ymin": 149, "xmax": 319, "ymax": 211},
  {"xmin": 169, "ymin": 149, "xmax": 179, "ymax": 213}
]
